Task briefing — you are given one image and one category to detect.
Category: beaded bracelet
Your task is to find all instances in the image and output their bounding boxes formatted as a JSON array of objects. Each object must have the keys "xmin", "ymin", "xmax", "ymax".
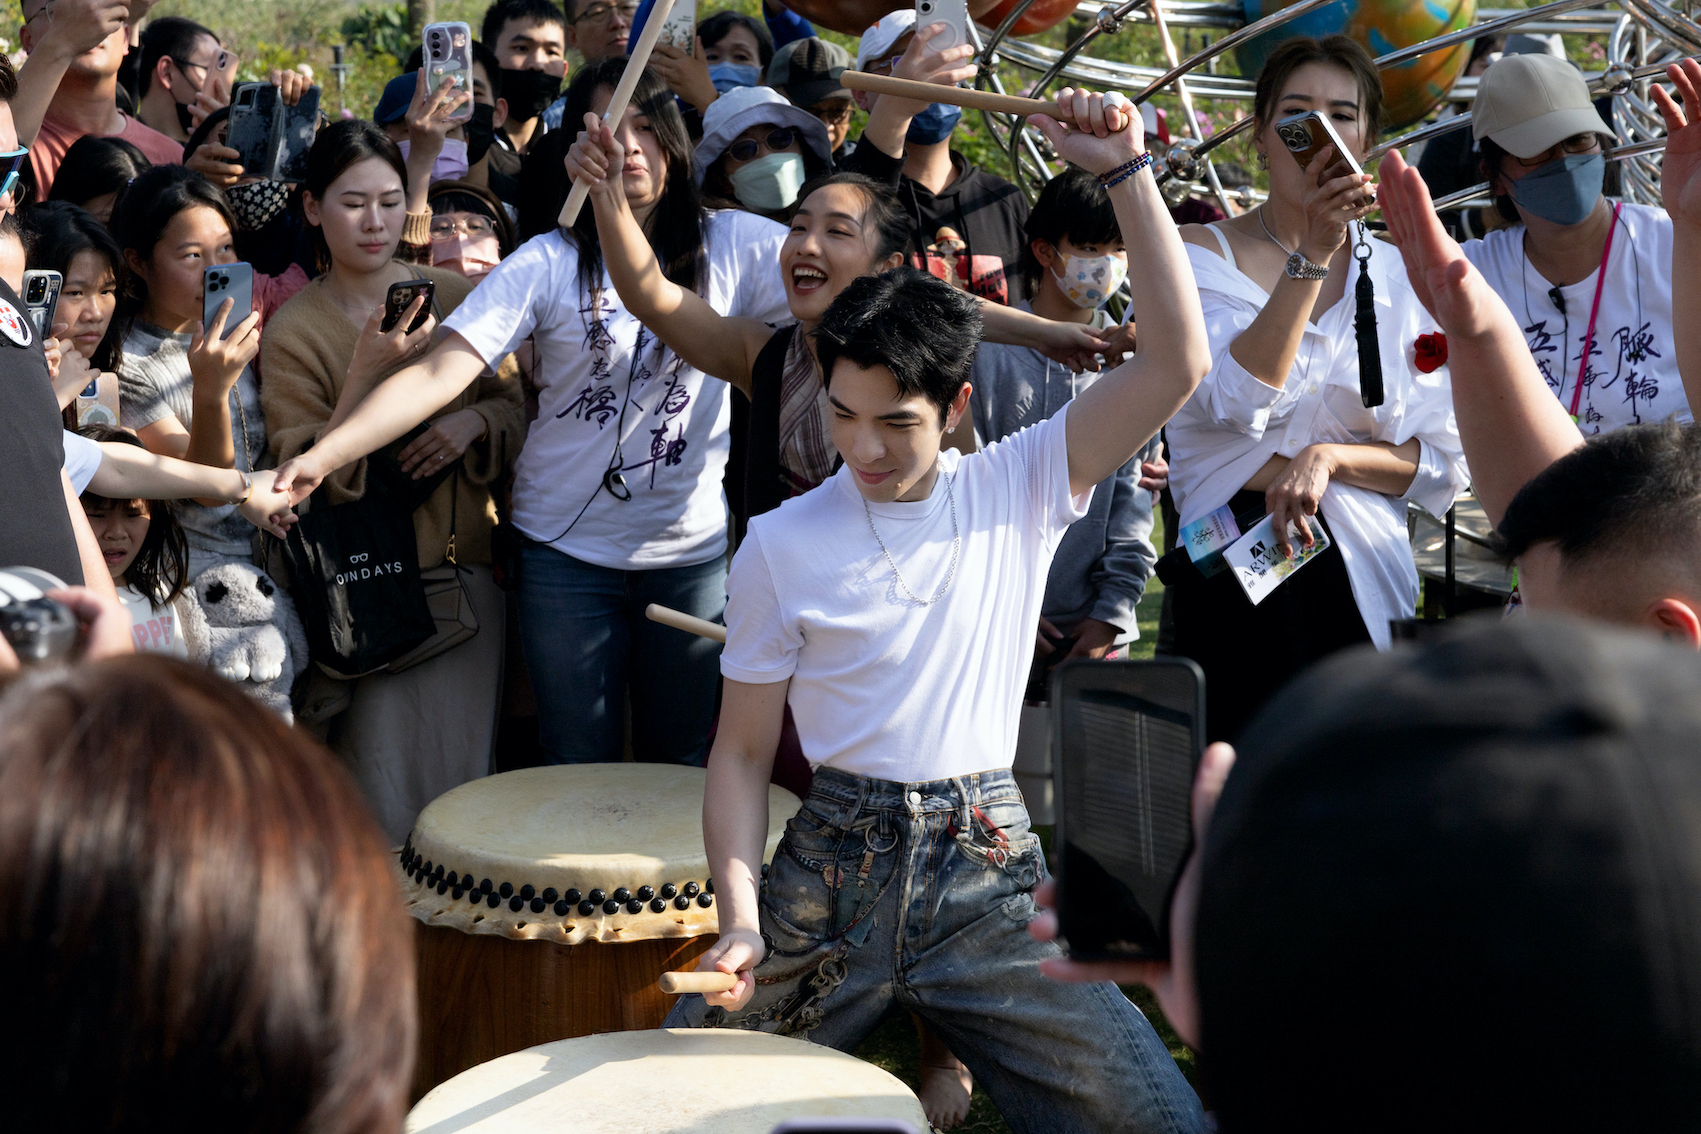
[{"xmin": 1098, "ymin": 152, "xmax": 1154, "ymax": 189}]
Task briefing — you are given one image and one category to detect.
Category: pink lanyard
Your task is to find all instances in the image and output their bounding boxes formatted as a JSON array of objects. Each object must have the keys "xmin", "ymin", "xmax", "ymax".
[{"xmin": 1568, "ymin": 201, "xmax": 1622, "ymax": 421}]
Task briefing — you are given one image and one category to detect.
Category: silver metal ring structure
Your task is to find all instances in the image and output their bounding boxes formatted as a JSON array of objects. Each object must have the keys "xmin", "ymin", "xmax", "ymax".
[{"xmin": 964, "ymin": 0, "xmax": 1687, "ymax": 219}]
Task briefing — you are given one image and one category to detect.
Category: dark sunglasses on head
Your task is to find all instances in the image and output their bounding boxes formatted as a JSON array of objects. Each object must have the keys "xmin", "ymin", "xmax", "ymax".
[
  {"xmin": 0, "ymin": 146, "xmax": 28, "ymax": 202},
  {"xmin": 727, "ymin": 127, "xmax": 799, "ymax": 163}
]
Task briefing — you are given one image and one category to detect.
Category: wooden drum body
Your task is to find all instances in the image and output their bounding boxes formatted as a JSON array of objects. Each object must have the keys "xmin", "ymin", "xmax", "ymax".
[{"xmin": 396, "ymin": 765, "xmax": 799, "ymax": 1095}]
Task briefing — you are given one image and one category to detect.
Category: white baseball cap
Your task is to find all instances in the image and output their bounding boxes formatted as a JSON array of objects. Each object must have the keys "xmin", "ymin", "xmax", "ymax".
[
  {"xmin": 1472, "ymin": 52, "xmax": 1612, "ymax": 159},
  {"xmin": 855, "ymin": 10, "xmax": 916, "ymax": 73},
  {"xmin": 693, "ymin": 86, "xmax": 834, "ymax": 184}
]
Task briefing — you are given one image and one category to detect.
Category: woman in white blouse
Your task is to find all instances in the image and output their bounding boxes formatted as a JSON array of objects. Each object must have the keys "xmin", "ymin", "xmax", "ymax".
[{"xmin": 1168, "ymin": 35, "xmax": 1468, "ymax": 742}]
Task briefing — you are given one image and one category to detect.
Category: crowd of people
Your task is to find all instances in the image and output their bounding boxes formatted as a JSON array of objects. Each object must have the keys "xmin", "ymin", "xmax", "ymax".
[{"xmin": 5, "ymin": 0, "xmax": 1701, "ymax": 1129}]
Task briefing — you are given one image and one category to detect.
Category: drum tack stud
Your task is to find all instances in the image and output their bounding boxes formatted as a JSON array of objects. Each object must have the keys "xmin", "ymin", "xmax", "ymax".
[
  {"xmin": 480, "ymin": 877, "xmax": 493, "ymax": 892},
  {"xmin": 683, "ymin": 881, "xmax": 700, "ymax": 897},
  {"xmin": 661, "ymin": 883, "xmax": 678, "ymax": 899},
  {"xmin": 530, "ymin": 898, "xmax": 547, "ymax": 913},
  {"xmin": 614, "ymin": 887, "xmax": 631, "ymax": 902},
  {"xmin": 498, "ymin": 882, "xmax": 514, "ymax": 899},
  {"xmin": 437, "ymin": 879, "xmax": 449, "ymax": 895},
  {"xmin": 578, "ymin": 900, "xmax": 596, "ymax": 916},
  {"xmin": 447, "ymin": 871, "xmax": 459, "ymax": 887},
  {"xmin": 650, "ymin": 897, "xmax": 668, "ymax": 913},
  {"xmin": 602, "ymin": 899, "xmax": 621, "ymax": 914},
  {"xmin": 674, "ymin": 895, "xmax": 691, "ymax": 910},
  {"xmin": 637, "ymin": 885, "xmax": 655, "ymax": 901},
  {"xmin": 520, "ymin": 885, "xmax": 535, "ymax": 901},
  {"xmin": 564, "ymin": 888, "xmax": 581, "ymax": 904},
  {"xmin": 452, "ymin": 886, "xmax": 465, "ymax": 900},
  {"xmin": 697, "ymin": 893, "xmax": 714, "ymax": 908},
  {"xmin": 626, "ymin": 899, "xmax": 644, "ymax": 914},
  {"xmin": 588, "ymin": 889, "xmax": 606, "ymax": 903},
  {"xmin": 554, "ymin": 899, "xmax": 572, "ymax": 916},
  {"xmin": 708, "ymin": 877, "xmax": 716, "ymax": 892},
  {"xmin": 542, "ymin": 888, "xmax": 558, "ymax": 903},
  {"xmin": 486, "ymin": 892, "xmax": 501, "ymax": 909},
  {"xmin": 509, "ymin": 896, "xmax": 525, "ymax": 912}
]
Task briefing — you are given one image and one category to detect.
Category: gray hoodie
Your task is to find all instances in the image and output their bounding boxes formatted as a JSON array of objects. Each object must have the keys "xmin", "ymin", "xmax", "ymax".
[{"xmin": 969, "ymin": 303, "xmax": 1157, "ymax": 640}]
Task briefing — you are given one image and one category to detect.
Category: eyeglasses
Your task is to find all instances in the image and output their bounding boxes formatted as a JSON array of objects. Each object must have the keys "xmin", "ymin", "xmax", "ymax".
[
  {"xmin": 727, "ymin": 127, "xmax": 798, "ymax": 163},
  {"xmin": 574, "ymin": 2, "xmax": 638, "ymax": 24},
  {"xmin": 0, "ymin": 146, "xmax": 28, "ymax": 203},
  {"xmin": 811, "ymin": 102, "xmax": 854, "ymax": 126},
  {"xmin": 1514, "ymin": 132, "xmax": 1602, "ymax": 167},
  {"xmin": 171, "ymin": 51, "xmax": 235, "ymax": 85},
  {"xmin": 430, "ymin": 214, "xmax": 497, "ymax": 239}
]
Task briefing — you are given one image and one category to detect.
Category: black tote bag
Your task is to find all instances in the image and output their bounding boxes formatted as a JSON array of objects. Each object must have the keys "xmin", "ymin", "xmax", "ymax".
[{"xmin": 283, "ymin": 476, "xmax": 436, "ymax": 680}]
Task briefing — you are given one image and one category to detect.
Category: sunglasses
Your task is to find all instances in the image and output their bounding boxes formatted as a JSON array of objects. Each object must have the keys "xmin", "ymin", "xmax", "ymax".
[
  {"xmin": 0, "ymin": 146, "xmax": 28, "ymax": 203},
  {"xmin": 727, "ymin": 127, "xmax": 798, "ymax": 163}
]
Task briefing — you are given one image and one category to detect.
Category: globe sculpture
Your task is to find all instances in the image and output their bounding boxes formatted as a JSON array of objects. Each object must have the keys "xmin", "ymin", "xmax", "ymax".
[{"xmin": 1236, "ymin": 0, "xmax": 1477, "ymax": 129}]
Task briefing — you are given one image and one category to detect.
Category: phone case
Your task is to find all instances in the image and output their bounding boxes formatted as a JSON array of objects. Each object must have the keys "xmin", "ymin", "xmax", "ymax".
[
  {"xmin": 275, "ymin": 86, "xmax": 322, "ymax": 183},
  {"xmin": 1051, "ymin": 658, "xmax": 1205, "ymax": 962},
  {"xmin": 20, "ymin": 270, "xmax": 62, "ymax": 338},
  {"xmin": 203, "ymin": 263, "xmax": 254, "ymax": 342},
  {"xmin": 424, "ymin": 21, "xmax": 476, "ymax": 123},
  {"xmin": 383, "ymin": 279, "xmax": 435, "ymax": 333},
  {"xmin": 76, "ymin": 371, "xmax": 120, "ymax": 428},
  {"xmin": 657, "ymin": 0, "xmax": 698, "ymax": 52},
  {"xmin": 1274, "ymin": 111, "xmax": 1365, "ymax": 178},
  {"xmin": 915, "ymin": 0, "xmax": 972, "ymax": 50},
  {"xmin": 225, "ymin": 82, "xmax": 284, "ymax": 178}
]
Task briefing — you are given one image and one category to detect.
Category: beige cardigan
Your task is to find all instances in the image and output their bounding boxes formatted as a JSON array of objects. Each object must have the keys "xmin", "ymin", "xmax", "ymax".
[{"xmin": 261, "ymin": 266, "xmax": 526, "ymax": 569}]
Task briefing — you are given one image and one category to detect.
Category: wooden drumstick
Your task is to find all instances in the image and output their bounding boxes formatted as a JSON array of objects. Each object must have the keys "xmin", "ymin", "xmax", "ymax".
[
  {"xmin": 841, "ymin": 71, "xmax": 1074, "ymax": 121},
  {"xmin": 645, "ymin": 603, "xmax": 727, "ymax": 644},
  {"xmin": 558, "ymin": 0, "xmax": 677, "ymax": 228},
  {"xmin": 658, "ymin": 970, "xmax": 739, "ymax": 994}
]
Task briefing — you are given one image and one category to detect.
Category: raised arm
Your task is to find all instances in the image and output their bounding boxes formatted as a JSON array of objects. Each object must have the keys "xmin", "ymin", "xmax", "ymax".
[
  {"xmin": 565, "ymin": 114, "xmax": 770, "ymax": 394},
  {"xmin": 1036, "ymin": 90, "xmax": 1211, "ymax": 496},
  {"xmin": 269, "ymin": 332, "xmax": 490, "ymax": 505},
  {"xmin": 1655, "ymin": 59, "xmax": 1701, "ymax": 409},
  {"xmin": 14, "ymin": 0, "xmax": 129, "ymax": 148},
  {"xmin": 855, "ymin": 23, "xmax": 977, "ymax": 163},
  {"xmin": 1378, "ymin": 148, "xmax": 1582, "ymax": 526},
  {"xmin": 88, "ymin": 441, "xmax": 296, "ymax": 537},
  {"xmin": 979, "ymin": 300, "xmax": 1114, "ymax": 374}
]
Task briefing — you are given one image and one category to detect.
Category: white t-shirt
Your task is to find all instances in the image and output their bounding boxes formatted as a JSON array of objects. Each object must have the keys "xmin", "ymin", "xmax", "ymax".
[
  {"xmin": 721, "ymin": 407, "xmax": 1091, "ymax": 782},
  {"xmin": 119, "ymin": 584, "xmax": 188, "ymax": 656},
  {"xmin": 62, "ymin": 430, "xmax": 102, "ymax": 494},
  {"xmin": 445, "ymin": 210, "xmax": 788, "ymax": 570},
  {"xmin": 1462, "ymin": 202, "xmax": 1686, "ymax": 436}
]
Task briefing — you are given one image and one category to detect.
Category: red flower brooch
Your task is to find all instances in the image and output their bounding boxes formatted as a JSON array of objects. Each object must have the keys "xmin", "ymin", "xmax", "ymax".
[{"xmin": 1412, "ymin": 332, "xmax": 1448, "ymax": 374}]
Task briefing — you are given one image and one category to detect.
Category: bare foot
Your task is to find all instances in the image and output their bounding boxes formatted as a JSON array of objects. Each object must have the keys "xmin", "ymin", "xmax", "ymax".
[{"xmin": 913, "ymin": 1015, "xmax": 974, "ymax": 1129}]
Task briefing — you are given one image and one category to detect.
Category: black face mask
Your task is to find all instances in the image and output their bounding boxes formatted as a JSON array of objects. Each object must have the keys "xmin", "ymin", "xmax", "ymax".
[
  {"xmin": 499, "ymin": 68, "xmax": 562, "ymax": 121},
  {"xmin": 175, "ymin": 99, "xmax": 195, "ymax": 133},
  {"xmin": 465, "ymin": 102, "xmax": 497, "ymax": 165}
]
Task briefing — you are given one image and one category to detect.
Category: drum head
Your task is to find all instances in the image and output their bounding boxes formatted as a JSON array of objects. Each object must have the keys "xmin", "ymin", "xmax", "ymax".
[{"xmin": 406, "ymin": 1029, "xmax": 928, "ymax": 1132}]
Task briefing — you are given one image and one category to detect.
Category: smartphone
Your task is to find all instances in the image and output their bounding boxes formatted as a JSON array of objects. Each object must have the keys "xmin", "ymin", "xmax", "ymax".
[
  {"xmin": 914, "ymin": 0, "xmax": 971, "ymax": 50},
  {"xmin": 1051, "ymin": 657, "xmax": 1205, "ymax": 962},
  {"xmin": 20, "ymin": 269, "xmax": 62, "ymax": 338},
  {"xmin": 1274, "ymin": 110, "xmax": 1367, "ymax": 180},
  {"xmin": 275, "ymin": 85, "xmax": 322, "ymax": 183},
  {"xmin": 225, "ymin": 82, "xmax": 283, "ymax": 176},
  {"xmin": 75, "ymin": 371, "xmax": 120, "ymax": 428},
  {"xmin": 769, "ymin": 1123, "xmax": 923, "ymax": 1134},
  {"xmin": 423, "ymin": 21, "xmax": 476, "ymax": 123},
  {"xmin": 202, "ymin": 262, "xmax": 254, "ymax": 342},
  {"xmin": 206, "ymin": 46, "xmax": 240, "ymax": 104},
  {"xmin": 656, "ymin": 0, "xmax": 698, "ymax": 52},
  {"xmin": 382, "ymin": 278, "xmax": 435, "ymax": 333}
]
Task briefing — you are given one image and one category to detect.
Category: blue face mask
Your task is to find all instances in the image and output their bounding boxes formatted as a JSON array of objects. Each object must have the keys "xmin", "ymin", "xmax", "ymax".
[
  {"xmin": 906, "ymin": 102, "xmax": 962, "ymax": 146},
  {"xmin": 708, "ymin": 62, "xmax": 762, "ymax": 94},
  {"xmin": 1509, "ymin": 152, "xmax": 1605, "ymax": 227}
]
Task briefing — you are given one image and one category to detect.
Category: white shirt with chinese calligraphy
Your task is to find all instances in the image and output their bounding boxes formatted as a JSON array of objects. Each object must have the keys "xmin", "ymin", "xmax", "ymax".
[
  {"xmin": 446, "ymin": 209, "xmax": 788, "ymax": 570},
  {"xmin": 1462, "ymin": 202, "xmax": 1686, "ymax": 436},
  {"xmin": 1168, "ymin": 234, "xmax": 1469, "ymax": 650}
]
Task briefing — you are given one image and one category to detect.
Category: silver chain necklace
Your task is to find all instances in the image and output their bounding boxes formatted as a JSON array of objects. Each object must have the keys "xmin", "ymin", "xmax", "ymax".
[
  {"xmin": 1257, "ymin": 204, "xmax": 1294, "ymax": 254},
  {"xmin": 863, "ymin": 463, "xmax": 960, "ymax": 605}
]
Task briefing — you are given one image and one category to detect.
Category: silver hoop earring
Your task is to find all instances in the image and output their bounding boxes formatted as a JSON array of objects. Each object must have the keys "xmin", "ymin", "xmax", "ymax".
[{"xmin": 1257, "ymin": 151, "xmax": 1269, "ymax": 171}]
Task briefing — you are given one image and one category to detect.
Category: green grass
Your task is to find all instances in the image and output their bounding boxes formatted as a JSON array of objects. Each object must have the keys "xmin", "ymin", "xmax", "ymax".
[{"xmin": 850, "ymin": 510, "xmax": 1183, "ymax": 1132}]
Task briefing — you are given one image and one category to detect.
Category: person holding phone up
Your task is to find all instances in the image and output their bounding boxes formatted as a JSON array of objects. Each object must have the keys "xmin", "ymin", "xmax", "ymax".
[
  {"xmin": 1168, "ymin": 35, "xmax": 1467, "ymax": 744},
  {"xmin": 261, "ymin": 119, "xmax": 523, "ymax": 843}
]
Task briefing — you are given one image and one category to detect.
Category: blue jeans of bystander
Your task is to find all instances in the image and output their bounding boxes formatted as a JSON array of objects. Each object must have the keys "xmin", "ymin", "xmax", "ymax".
[
  {"xmin": 666, "ymin": 767, "xmax": 1205, "ymax": 1134},
  {"xmin": 517, "ymin": 541, "xmax": 725, "ymax": 765}
]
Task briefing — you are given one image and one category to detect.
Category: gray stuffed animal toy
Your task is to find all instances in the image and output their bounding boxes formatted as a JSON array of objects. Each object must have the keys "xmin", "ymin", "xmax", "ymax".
[{"xmin": 180, "ymin": 562, "xmax": 308, "ymax": 721}]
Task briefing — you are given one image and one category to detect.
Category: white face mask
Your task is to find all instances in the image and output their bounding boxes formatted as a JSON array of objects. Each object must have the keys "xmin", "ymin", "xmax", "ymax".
[
  {"xmin": 1050, "ymin": 251, "xmax": 1128, "ymax": 309},
  {"xmin": 728, "ymin": 152, "xmax": 806, "ymax": 213}
]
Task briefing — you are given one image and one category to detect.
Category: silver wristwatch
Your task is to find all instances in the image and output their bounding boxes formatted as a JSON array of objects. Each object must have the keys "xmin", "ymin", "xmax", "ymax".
[{"xmin": 1285, "ymin": 251, "xmax": 1330, "ymax": 281}]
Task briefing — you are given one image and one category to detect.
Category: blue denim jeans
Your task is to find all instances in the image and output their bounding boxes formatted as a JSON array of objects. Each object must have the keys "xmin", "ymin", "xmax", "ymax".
[
  {"xmin": 666, "ymin": 767, "xmax": 1206, "ymax": 1134},
  {"xmin": 517, "ymin": 542, "xmax": 725, "ymax": 765}
]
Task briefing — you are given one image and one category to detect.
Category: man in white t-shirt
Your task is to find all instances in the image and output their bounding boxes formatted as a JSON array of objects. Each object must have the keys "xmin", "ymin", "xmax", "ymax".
[
  {"xmin": 666, "ymin": 91, "xmax": 1212, "ymax": 1131},
  {"xmin": 1460, "ymin": 52, "xmax": 1687, "ymax": 435}
]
